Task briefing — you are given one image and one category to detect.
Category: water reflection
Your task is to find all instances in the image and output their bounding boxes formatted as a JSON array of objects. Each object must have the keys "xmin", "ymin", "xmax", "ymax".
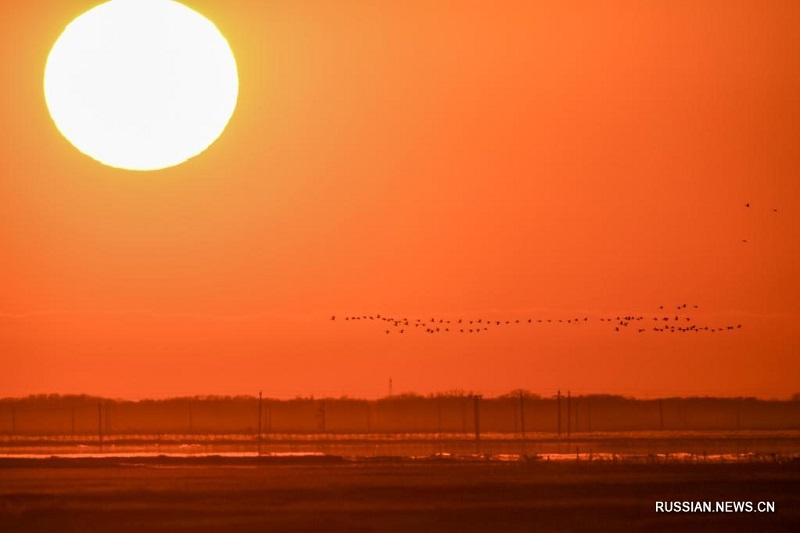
[{"xmin": 1, "ymin": 430, "xmax": 799, "ymax": 461}]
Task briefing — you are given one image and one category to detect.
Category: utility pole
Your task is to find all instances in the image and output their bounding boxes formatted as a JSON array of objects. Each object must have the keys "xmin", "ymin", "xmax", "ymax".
[
  {"xmin": 736, "ymin": 399, "xmax": 741, "ymax": 430},
  {"xmin": 437, "ymin": 396, "xmax": 443, "ymax": 454},
  {"xmin": 567, "ymin": 391, "xmax": 571, "ymax": 438},
  {"xmin": 473, "ymin": 395, "xmax": 481, "ymax": 454},
  {"xmin": 557, "ymin": 390, "xmax": 562, "ymax": 436},
  {"xmin": 258, "ymin": 391, "xmax": 263, "ymax": 454},
  {"xmin": 437, "ymin": 397, "xmax": 443, "ymax": 435},
  {"xmin": 587, "ymin": 398, "xmax": 592, "ymax": 432},
  {"xmin": 97, "ymin": 403, "xmax": 103, "ymax": 450},
  {"xmin": 462, "ymin": 397, "xmax": 467, "ymax": 434}
]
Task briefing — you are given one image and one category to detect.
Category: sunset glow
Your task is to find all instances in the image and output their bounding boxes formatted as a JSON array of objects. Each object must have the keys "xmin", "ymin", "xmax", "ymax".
[{"xmin": 1, "ymin": 0, "xmax": 798, "ymax": 400}]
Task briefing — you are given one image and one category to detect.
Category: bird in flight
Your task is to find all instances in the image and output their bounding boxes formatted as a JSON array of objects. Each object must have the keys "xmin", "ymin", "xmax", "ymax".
[{"xmin": 334, "ymin": 307, "xmax": 743, "ymax": 337}]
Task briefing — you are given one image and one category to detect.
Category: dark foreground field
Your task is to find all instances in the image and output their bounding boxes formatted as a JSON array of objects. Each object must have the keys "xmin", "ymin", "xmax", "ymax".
[{"xmin": 1, "ymin": 457, "xmax": 798, "ymax": 532}]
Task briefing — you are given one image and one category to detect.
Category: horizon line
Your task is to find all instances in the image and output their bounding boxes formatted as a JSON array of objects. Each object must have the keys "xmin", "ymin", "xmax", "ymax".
[{"xmin": 2, "ymin": 390, "xmax": 797, "ymax": 403}]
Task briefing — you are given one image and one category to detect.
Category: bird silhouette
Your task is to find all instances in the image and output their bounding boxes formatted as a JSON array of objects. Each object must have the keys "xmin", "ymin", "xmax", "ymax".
[{"xmin": 335, "ymin": 307, "xmax": 742, "ymax": 338}]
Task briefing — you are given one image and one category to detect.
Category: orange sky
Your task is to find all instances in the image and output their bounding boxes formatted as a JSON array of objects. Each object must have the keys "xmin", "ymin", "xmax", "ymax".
[{"xmin": 1, "ymin": 0, "xmax": 798, "ymax": 399}]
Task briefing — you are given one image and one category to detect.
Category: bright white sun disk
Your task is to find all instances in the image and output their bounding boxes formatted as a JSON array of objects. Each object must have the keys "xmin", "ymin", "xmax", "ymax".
[{"xmin": 44, "ymin": 0, "xmax": 239, "ymax": 171}]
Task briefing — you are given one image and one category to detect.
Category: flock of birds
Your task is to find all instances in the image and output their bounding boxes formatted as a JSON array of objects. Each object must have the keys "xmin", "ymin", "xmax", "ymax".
[
  {"xmin": 332, "ymin": 201, "xmax": 765, "ymax": 337},
  {"xmin": 331, "ymin": 304, "xmax": 744, "ymax": 336},
  {"xmin": 741, "ymin": 201, "xmax": 780, "ymax": 243}
]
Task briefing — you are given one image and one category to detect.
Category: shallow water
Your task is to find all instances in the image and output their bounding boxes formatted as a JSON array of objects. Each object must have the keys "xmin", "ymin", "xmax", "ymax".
[{"xmin": 1, "ymin": 430, "xmax": 798, "ymax": 461}]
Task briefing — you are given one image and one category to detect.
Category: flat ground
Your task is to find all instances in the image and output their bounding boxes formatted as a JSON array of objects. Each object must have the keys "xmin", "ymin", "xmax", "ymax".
[{"xmin": 0, "ymin": 457, "xmax": 798, "ymax": 532}]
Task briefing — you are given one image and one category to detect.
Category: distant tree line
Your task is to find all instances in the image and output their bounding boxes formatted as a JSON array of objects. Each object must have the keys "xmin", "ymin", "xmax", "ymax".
[{"xmin": 0, "ymin": 392, "xmax": 797, "ymax": 436}]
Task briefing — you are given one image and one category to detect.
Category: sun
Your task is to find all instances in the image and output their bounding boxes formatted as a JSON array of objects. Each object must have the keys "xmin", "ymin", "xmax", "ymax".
[{"xmin": 44, "ymin": 0, "xmax": 239, "ymax": 171}]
